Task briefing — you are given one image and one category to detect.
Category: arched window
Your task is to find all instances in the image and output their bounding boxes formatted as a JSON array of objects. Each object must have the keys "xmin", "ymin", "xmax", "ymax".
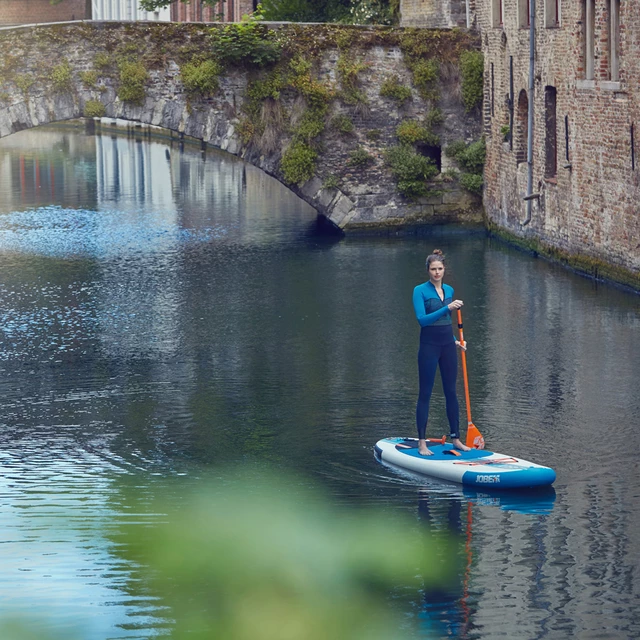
[{"xmin": 516, "ymin": 90, "xmax": 528, "ymax": 165}]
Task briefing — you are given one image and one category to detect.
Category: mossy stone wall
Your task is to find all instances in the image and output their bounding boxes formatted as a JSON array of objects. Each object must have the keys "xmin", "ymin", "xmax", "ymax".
[{"xmin": 0, "ymin": 21, "xmax": 483, "ymax": 233}]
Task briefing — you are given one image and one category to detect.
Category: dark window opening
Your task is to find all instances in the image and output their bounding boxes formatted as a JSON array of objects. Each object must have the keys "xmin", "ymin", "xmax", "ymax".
[
  {"xmin": 418, "ymin": 144, "xmax": 442, "ymax": 172},
  {"xmin": 516, "ymin": 90, "xmax": 528, "ymax": 165},
  {"xmin": 545, "ymin": 86, "xmax": 557, "ymax": 179}
]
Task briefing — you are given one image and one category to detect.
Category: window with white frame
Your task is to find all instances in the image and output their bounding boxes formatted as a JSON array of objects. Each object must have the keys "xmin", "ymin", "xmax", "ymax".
[
  {"xmin": 584, "ymin": 0, "xmax": 595, "ymax": 80},
  {"xmin": 609, "ymin": 0, "xmax": 620, "ymax": 81}
]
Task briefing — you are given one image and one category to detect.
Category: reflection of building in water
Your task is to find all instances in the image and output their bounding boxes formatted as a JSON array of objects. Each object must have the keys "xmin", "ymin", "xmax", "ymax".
[
  {"xmin": 95, "ymin": 129, "xmax": 177, "ymax": 216},
  {"xmin": 0, "ymin": 127, "xmax": 98, "ymax": 212}
]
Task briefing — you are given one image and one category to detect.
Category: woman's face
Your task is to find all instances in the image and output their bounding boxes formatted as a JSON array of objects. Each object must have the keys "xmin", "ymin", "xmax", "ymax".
[{"xmin": 428, "ymin": 260, "xmax": 445, "ymax": 282}]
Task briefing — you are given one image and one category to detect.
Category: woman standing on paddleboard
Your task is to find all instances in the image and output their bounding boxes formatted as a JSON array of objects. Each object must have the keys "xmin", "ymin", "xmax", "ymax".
[{"xmin": 413, "ymin": 249, "xmax": 470, "ymax": 456}]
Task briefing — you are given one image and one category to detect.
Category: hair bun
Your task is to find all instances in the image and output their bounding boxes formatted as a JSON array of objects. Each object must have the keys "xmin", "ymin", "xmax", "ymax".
[{"xmin": 432, "ymin": 249, "xmax": 443, "ymax": 256}]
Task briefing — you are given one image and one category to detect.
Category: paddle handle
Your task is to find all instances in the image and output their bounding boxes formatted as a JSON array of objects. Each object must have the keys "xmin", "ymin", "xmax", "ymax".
[{"xmin": 457, "ymin": 309, "xmax": 473, "ymax": 427}]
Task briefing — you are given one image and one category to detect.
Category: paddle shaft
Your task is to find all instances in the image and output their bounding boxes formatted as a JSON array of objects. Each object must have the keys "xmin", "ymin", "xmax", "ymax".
[{"xmin": 457, "ymin": 309, "xmax": 473, "ymax": 427}]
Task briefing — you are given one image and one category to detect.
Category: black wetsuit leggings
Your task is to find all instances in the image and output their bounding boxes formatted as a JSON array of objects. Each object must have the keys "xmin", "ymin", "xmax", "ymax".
[{"xmin": 416, "ymin": 340, "xmax": 460, "ymax": 440}]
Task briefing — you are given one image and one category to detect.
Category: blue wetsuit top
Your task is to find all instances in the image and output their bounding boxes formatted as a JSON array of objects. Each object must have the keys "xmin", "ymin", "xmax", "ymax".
[{"xmin": 412, "ymin": 281, "xmax": 456, "ymax": 345}]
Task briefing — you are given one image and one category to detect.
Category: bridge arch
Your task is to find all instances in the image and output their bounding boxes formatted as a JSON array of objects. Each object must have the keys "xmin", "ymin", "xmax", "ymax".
[{"xmin": 0, "ymin": 21, "xmax": 482, "ymax": 231}]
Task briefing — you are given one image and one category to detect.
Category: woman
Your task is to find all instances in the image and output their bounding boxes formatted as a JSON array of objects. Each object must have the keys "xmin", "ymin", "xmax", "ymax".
[{"xmin": 413, "ymin": 249, "xmax": 470, "ymax": 456}]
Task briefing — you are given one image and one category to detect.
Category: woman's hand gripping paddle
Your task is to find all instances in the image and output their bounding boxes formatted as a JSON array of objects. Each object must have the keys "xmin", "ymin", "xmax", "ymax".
[{"xmin": 457, "ymin": 309, "xmax": 485, "ymax": 450}]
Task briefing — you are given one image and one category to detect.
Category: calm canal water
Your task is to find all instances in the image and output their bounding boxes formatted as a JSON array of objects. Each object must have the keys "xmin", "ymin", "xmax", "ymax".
[{"xmin": 0, "ymin": 122, "xmax": 638, "ymax": 640}]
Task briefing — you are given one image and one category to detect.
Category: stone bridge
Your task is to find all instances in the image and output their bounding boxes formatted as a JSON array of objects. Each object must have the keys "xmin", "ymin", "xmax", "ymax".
[{"xmin": 0, "ymin": 21, "xmax": 482, "ymax": 232}]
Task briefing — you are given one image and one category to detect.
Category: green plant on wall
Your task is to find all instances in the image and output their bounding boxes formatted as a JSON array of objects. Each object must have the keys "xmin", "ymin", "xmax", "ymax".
[
  {"xmin": 84, "ymin": 100, "xmax": 106, "ymax": 118},
  {"xmin": 79, "ymin": 70, "xmax": 98, "ymax": 89},
  {"xmin": 396, "ymin": 120, "xmax": 439, "ymax": 146},
  {"xmin": 14, "ymin": 74, "xmax": 35, "ymax": 97},
  {"xmin": 210, "ymin": 7, "xmax": 282, "ymax": 68},
  {"xmin": 117, "ymin": 59, "xmax": 148, "ymax": 104},
  {"xmin": 379, "ymin": 75, "xmax": 412, "ymax": 104},
  {"xmin": 348, "ymin": 147, "xmax": 374, "ymax": 167},
  {"xmin": 281, "ymin": 141, "xmax": 318, "ymax": 184},
  {"xmin": 337, "ymin": 53, "xmax": 369, "ymax": 107},
  {"xmin": 384, "ymin": 144, "xmax": 438, "ymax": 199},
  {"xmin": 459, "ymin": 50, "xmax": 484, "ymax": 112},
  {"xmin": 51, "ymin": 61, "xmax": 73, "ymax": 92},
  {"xmin": 445, "ymin": 137, "xmax": 485, "ymax": 195},
  {"xmin": 181, "ymin": 58, "xmax": 222, "ymax": 97}
]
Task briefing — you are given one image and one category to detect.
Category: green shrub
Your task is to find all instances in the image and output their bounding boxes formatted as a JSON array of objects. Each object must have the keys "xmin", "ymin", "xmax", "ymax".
[
  {"xmin": 396, "ymin": 120, "xmax": 439, "ymax": 146},
  {"xmin": 181, "ymin": 59, "xmax": 221, "ymax": 97},
  {"xmin": 337, "ymin": 53, "xmax": 368, "ymax": 106},
  {"xmin": 280, "ymin": 142, "xmax": 317, "ymax": 184},
  {"xmin": 426, "ymin": 107, "xmax": 443, "ymax": 128},
  {"xmin": 117, "ymin": 60, "xmax": 148, "ymax": 104},
  {"xmin": 411, "ymin": 58, "xmax": 439, "ymax": 101},
  {"xmin": 210, "ymin": 9, "xmax": 281, "ymax": 67},
  {"xmin": 84, "ymin": 100, "xmax": 106, "ymax": 118},
  {"xmin": 331, "ymin": 114, "xmax": 354, "ymax": 135},
  {"xmin": 444, "ymin": 140, "xmax": 467, "ymax": 159},
  {"xmin": 296, "ymin": 106, "xmax": 327, "ymax": 142},
  {"xmin": 455, "ymin": 138, "xmax": 486, "ymax": 173},
  {"xmin": 51, "ymin": 61, "xmax": 72, "ymax": 92},
  {"xmin": 366, "ymin": 129, "xmax": 382, "ymax": 141},
  {"xmin": 384, "ymin": 144, "xmax": 438, "ymax": 199},
  {"xmin": 460, "ymin": 172, "xmax": 484, "ymax": 195},
  {"xmin": 459, "ymin": 50, "xmax": 484, "ymax": 112},
  {"xmin": 94, "ymin": 53, "xmax": 111, "ymax": 69},
  {"xmin": 348, "ymin": 147, "xmax": 374, "ymax": 167},
  {"xmin": 15, "ymin": 74, "xmax": 34, "ymax": 95},
  {"xmin": 379, "ymin": 75, "xmax": 412, "ymax": 104},
  {"xmin": 80, "ymin": 70, "xmax": 98, "ymax": 89},
  {"xmin": 323, "ymin": 174, "xmax": 340, "ymax": 189}
]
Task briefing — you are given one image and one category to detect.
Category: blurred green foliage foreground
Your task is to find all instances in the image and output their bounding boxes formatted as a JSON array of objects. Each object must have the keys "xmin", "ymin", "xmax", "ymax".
[{"xmin": 3, "ymin": 468, "xmax": 457, "ymax": 639}]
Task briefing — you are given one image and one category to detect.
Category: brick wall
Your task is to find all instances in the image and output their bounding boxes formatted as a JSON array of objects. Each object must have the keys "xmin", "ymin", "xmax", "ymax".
[
  {"xmin": 479, "ymin": 0, "xmax": 640, "ymax": 280},
  {"xmin": 400, "ymin": 0, "xmax": 473, "ymax": 28},
  {"xmin": 171, "ymin": 0, "xmax": 255, "ymax": 22},
  {"xmin": 0, "ymin": 0, "xmax": 88, "ymax": 25}
]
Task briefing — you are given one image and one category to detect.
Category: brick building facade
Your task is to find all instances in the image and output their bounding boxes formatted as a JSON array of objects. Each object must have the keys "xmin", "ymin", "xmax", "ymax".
[
  {"xmin": 479, "ymin": 0, "xmax": 639, "ymax": 282},
  {"xmin": 171, "ymin": 0, "xmax": 256, "ymax": 23},
  {"xmin": 0, "ymin": 0, "xmax": 89, "ymax": 25}
]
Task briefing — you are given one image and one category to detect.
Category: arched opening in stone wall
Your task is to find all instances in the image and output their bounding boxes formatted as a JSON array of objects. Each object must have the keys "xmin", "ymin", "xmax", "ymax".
[
  {"xmin": 515, "ymin": 89, "xmax": 528, "ymax": 166},
  {"xmin": 0, "ymin": 118, "xmax": 326, "ymax": 240}
]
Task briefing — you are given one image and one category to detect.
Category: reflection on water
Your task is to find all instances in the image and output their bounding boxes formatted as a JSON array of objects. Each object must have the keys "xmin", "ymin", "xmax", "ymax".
[{"xmin": 0, "ymin": 123, "xmax": 638, "ymax": 639}]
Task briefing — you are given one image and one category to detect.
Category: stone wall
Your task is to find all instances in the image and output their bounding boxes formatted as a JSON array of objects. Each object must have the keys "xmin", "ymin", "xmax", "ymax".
[
  {"xmin": 0, "ymin": 0, "xmax": 88, "ymax": 25},
  {"xmin": 400, "ymin": 0, "xmax": 473, "ymax": 28},
  {"xmin": 0, "ymin": 22, "xmax": 483, "ymax": 233},
  {"xmin": 478, "ymin": 0, "xmax": 640, "ymax": 286}
]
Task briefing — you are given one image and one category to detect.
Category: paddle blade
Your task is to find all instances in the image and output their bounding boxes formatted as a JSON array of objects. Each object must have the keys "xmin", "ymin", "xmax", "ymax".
[{"xmin": 466, "ymin": 423, "xmax": 485, "ymax": 449}]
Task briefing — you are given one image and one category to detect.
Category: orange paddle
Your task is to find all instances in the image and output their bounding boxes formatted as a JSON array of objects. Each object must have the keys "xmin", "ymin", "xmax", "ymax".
[{"xmin": 457, "ymin": 309, "xmax": 485, "ymax": 449}]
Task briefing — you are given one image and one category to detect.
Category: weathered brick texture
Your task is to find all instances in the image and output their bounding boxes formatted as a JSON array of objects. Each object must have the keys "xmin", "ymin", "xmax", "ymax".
[
  {"xmin": 171, "ymin": 0, "xmax": 255, "ymax": 23},
  {"xmin": 0, "ymin": 0, "xmax": 88, "ymax": 25},
  {"xmin": 479, "ymin": 0, "xmax": 640, "ymax": 280}
]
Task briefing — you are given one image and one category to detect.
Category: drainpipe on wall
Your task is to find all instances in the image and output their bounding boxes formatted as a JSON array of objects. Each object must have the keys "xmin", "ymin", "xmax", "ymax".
[{"xmin": 523, "ymin": 0, "xmax": 538, "ymax": 226}]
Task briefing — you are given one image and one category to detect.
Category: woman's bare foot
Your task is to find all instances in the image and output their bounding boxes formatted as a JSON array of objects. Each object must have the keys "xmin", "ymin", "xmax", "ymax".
[
  {"xmin": 418, "ymin": 439, "xmax": 434, "ymax": 456},
  {"xmin": 451, "ymin": 438, "xmax": 471, "ymax": 452}
]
